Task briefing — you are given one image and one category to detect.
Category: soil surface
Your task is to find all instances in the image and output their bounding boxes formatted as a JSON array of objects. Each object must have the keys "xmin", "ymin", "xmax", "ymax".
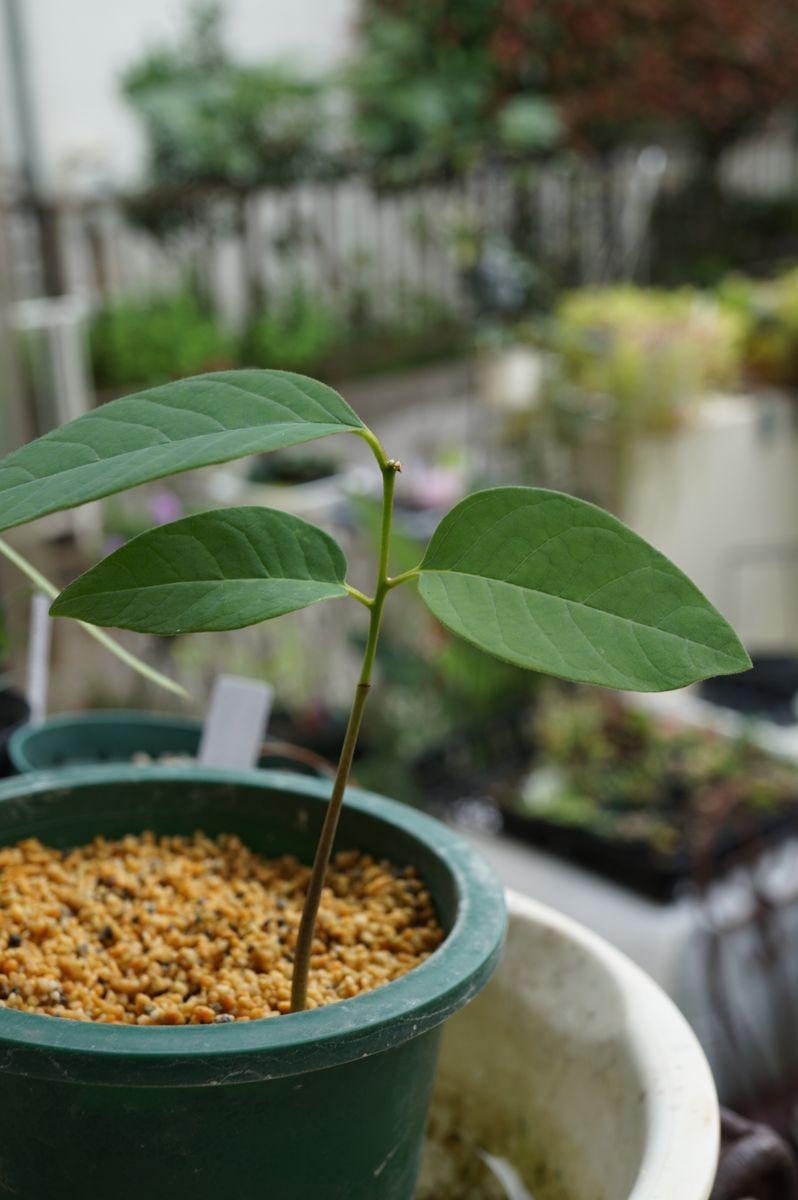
[{"xmin": 0, "ymin": 832, "xmax": 443, "ymax": 1024}]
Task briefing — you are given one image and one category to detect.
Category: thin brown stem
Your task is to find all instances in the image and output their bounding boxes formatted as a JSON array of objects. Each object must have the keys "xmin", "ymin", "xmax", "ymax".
[
  {"xmin": 290, "ymin": 679, "xmax": 373, "ymax": 1012},
  {"xmin": 290, "ymin": 462, "xmax": 397, "ymax": 1012}
]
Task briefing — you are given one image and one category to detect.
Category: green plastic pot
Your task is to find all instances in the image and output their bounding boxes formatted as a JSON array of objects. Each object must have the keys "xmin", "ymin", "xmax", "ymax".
[
  {"xmin": 0, "ymin": 766, "xmax": 505, "ymax": 1200},
  {"xmin": 6, "ymin": 711, "xmax": 319, "ymax": 776},
  {"xmin": 7, "ymin": 710, "xmax": 210, "ymax": 772}
]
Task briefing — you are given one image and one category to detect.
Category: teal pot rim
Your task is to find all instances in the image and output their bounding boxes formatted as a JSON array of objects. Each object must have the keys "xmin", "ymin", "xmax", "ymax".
[
  {"xmin": 7, "ymin": 710, "xmax": 203, "ymax": 772},
  {"xmin": 0, "ymin": 766, "xmax": 506, "ymax": 1087}
]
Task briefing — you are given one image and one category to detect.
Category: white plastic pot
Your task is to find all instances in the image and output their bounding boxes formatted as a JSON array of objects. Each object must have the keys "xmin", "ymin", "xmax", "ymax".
[
  {"xmin": 477, "ymin": 347, "xmax": 544, "ymax": 413},
  {"xmin": 424, "ymin": 890, "xmax": 719, "ymax": 1199}
]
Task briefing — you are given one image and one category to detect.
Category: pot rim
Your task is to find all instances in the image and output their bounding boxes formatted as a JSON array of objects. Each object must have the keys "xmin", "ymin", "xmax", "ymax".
[
  {"xmin": 8, "ymin": 710, "xmax": 203, "ymax": 772},
  {"xmin": 0, "ymin": 766, "xmax": 506, "ymax": 1085},
  {"xmin": 503, "ymin": 892, "xmax": 720, "ymax": 1200}
]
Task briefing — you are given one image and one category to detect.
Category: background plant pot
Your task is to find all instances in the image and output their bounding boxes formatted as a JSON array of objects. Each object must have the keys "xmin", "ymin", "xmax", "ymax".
[
  {"xmin": 699, "ymin": 650, "xmax": 798, "ymax": 725},
  {"xmin": 425, "ymin": 890, "xmax": 719, "ymax": 1199},
  {"xmin": 499, "ymin": 805, "xmax": 798, "ymax": 903},
  {"xmin": 414, "ymin": 689, "xmax": 798, "ymax": 902},
  {"xmin": 477, "ymin": 345, "xmax": 544, "ymax": 413},
  {"xmin": 8, "ymin": 710, "xmax": 204, "ymax": 772},
  {"xmin": 7, "ymin": 710, "xmax": 329, "ymax": 776},
  {"xmin": 207, "ymin": 462, "xmax": 352, "ymax": 522},
  {"xmin": 500, "ymin": 805, "xmax": 691, "ymax": 902},
  {"xmin": 0, "ymin": 766, "xmax": 505, "ymax": 1200}
]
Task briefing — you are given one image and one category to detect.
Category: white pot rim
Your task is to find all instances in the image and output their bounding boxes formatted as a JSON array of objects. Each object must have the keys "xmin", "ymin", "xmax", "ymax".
[{"xmin": 505, "ymin": 889, "xmax": 719, "ymax": 1200}]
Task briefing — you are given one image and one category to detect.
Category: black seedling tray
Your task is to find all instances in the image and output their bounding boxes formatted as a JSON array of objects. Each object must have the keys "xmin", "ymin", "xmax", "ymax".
[
  {"xmin": 700, "ymin": 652, "xmax": 798, "ymax": 726},
  {"xmin": 499, "ymin": 804, "xmax": 798, "ymax": 903},
  {"xmin": 414, "ymin": 705, "xmax": 798, "ymax": 903}
]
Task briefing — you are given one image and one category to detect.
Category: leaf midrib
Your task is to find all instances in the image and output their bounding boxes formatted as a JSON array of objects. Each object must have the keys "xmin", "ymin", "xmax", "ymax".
[
  {"xmin": 0, "ymin": 421, "xmax": 352, "ymax": 490},
  {"xmin": 58, "ymin": 578, "xmax": 346, "ymax": 599},
  {"xmin": 0, "ymin": 424, "xmax": 357, "ymax": 532},
  {"xmin": 420, "ymin": 568, "xmax": 742, "ymax": 665}
]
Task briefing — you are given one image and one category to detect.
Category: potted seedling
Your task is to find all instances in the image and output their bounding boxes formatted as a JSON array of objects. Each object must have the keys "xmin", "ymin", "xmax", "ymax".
[{"xmin": 0, "ymin": 370, "xmax": 749, "ymax": 1199}]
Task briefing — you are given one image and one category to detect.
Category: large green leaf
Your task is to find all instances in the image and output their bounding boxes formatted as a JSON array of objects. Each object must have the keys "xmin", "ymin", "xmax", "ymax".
[
  {"xmin": 417, "ymin": 487, "xmax": 751, "ymax": 692},
  {"xmin": 0, "ymin": 370, "xmax": 365, "ymax": 532},
  {"xmin": 50, "ymin": 506, "xmax": 348, "ymax": 635}
]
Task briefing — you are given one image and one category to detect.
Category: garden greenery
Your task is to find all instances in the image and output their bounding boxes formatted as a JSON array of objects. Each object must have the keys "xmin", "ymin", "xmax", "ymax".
[
  {"xmin": 0, "ymin": 369, "xmax": 750, "ymax": 1009},
  {"xmin": 89, "ymin": 284, "xmax": 467, "ymax": 394},
  {"xmin": 352, "ymin": 0, "xmax": 798, "ymax": 162},
  {"xmin": 719, "ymin": 267, "xmax": 798, "ymax": 390},
  {"xmin": 91, "ymin": 291, "xmax": 235, "ymax": 390},
  {"xmin": 123, "ymin": 2, "xmax": 333, "ymax": 192},
  {"xmin": 548, "ymin": 286, "xmax": 744, "ymax": 432}
]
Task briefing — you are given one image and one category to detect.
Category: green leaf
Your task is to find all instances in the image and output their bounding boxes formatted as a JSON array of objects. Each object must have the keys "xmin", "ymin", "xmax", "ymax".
[
  {"xmin": 0, "ymin": 535, "xmax": 188, "ymax": 697},
  {"xmin": 0, "ymin": 370, "xmax": 365, "ymax": 533},
  {"xmin": 417, "ymin": 488, "xmax": 751, "ymax": 692},
  {"xmin": 50, "ymin": 506, "xmax": 348, "ymax": 635}
]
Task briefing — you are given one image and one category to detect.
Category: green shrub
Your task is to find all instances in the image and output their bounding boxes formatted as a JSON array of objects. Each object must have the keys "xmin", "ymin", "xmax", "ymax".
[
  {"xmin": 241, "ymin": 287, "xmax": 344, "ymax": 373},
  {"xmin": 242, "ymin": 285, "xmax": 467, "ymax": 380},
  {"xmin": 90, "ymin": 292, "xmax": 235, "ymax": 390},
  {"xmin": 548, "ymin": 285, "xmax": 744, "ymax": 431},
  {"xmin": 122, "ymin": 3, "xmax": 333, "ymax": 193},
  {"xmin": 718, "ymin": 267, "xmax": 798, "ymax": 389}
]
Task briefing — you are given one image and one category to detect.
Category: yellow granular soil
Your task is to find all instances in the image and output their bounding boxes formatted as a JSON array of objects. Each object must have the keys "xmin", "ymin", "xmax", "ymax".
[{"xmin": 0, "ymin": 833, "xmax": 444, "ymax": 1025}]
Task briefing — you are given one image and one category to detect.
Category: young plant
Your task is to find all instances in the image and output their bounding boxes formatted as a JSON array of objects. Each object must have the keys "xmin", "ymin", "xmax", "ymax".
[{"xmin": 0, "ymin": 370, "xmax": 750, "ymax": 1011}]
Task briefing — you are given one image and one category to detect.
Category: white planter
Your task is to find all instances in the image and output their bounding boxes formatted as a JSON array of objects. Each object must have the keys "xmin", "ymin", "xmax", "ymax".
[
  {"xmin": 624, "ymin": 391, "xmax": 798, "ymax": 651},
  {"xmin": 424, "ymin": 890, "xmax": 719, "ymax": 1200},
  {"xmin": 478, "ymin": 347, "xmax": 545, "ymax": 413},
  {"xmin": 551, "ymin": 390, "xmax": 798, "ymax": 651}
]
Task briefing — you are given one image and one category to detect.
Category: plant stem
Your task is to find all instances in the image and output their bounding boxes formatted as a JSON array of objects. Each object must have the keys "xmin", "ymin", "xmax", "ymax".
[
  {"xmin": 357, "ymin": 426, "xmax": 389, "ymax": 471},
  {"xmin": 0, "ymin": 536, "xmax": 189, "ymax": 699},
  {"xmin": 290, "ymin": 460, "xmax": 399, "ymax": 1012}
]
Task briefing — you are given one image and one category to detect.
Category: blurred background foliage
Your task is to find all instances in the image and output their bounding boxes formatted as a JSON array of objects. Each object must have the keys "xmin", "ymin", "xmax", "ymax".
[
  {"xmin": 16, "ymin": 0, "xmax": 788, "ymax": 401},
  {"xmin": 349, "ymin": 0, "xmax": 798, "ymax": 171},
  {"xmin": 349, "ymin": 0, "xmax": 562, "ymax": 183},
  {"xmin": 123, "ymin": 2, "xmax": 336, "ymax": 193}
]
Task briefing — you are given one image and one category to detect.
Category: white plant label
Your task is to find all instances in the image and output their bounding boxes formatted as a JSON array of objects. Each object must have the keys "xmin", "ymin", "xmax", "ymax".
[
  {"xmin": 197, "ymin": 674, "xmax": 273, "ymax": 769},
  {"xmin": 26, "ymin": 592, "xmax": 52, "ymax": 725}
]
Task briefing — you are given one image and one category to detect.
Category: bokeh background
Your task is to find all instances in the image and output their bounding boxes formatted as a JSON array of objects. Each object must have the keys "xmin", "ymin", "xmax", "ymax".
[{"xmin": 4, "ymin": 0, "xmax": 798, "ymax": 1155}]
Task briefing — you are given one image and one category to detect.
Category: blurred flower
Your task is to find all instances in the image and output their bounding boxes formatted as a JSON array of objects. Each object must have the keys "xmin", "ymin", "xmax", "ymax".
[{"xmin": 148, "ymin": 489, "xmax": 184, "ymax": 526}]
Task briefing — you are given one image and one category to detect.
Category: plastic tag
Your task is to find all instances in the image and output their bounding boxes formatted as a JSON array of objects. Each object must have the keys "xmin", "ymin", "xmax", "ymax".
[
  {"xmin": 197, "ymin": 675, "xmax": 273, "ymax": 769},
  {"xmin": 479, "ymin": 1152, "xmax": 534, "ymax": 1200},
  {"xmin": 27, "ymin": 592, "xmax": 52, "ymax": 726}
]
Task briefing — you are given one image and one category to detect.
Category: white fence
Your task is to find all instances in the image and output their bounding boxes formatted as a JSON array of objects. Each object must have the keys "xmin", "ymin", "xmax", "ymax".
[{"xmin": 2, "ymin": 157, "xmax": 667, "ymax": 324}]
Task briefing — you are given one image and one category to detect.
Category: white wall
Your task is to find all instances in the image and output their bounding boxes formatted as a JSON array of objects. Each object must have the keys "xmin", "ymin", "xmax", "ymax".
[{"xmin": 0, "ymin": 0, "xmax": 355, "ymax": 192}]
